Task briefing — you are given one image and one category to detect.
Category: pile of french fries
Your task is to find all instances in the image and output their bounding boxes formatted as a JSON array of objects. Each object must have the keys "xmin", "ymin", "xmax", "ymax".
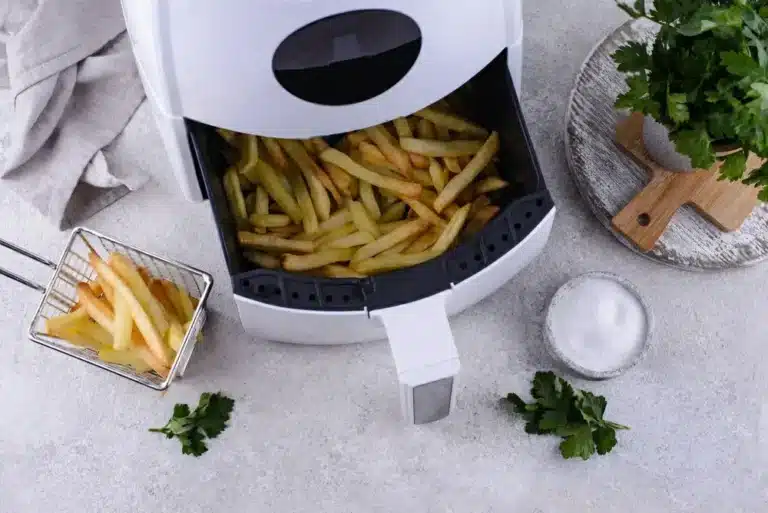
[
  {"xmin": 221, "ymin": 101, "xmax": 508, "ymax": 277},
  {"xmin": 44, "ymin": 251, "xmax": 199, "ymax": 377}
]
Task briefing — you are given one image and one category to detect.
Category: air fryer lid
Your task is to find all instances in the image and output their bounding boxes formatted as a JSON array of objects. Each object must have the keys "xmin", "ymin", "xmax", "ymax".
[{"xmin": 188, "ymin": 50, "xmax": 554, "ymax": 312}]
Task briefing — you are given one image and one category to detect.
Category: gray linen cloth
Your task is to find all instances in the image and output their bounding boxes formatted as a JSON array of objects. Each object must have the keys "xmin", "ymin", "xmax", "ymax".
[{"xmin": 0, "ymin": 0, "xmax": 150, "ymax": 229}]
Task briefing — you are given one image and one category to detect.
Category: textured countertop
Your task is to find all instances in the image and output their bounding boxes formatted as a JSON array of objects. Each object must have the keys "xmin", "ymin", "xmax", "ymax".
[{"xmin": 1, "ymin": 1, "xmax": 766, "ymax": 511}]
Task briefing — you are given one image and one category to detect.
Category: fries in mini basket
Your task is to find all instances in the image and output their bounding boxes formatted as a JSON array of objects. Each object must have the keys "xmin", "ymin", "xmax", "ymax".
[
  {"xmin": 220, "ymin": 98, "xmax": 507, "ymax": 276},
  {"xmin": 44, "ymin": 252, "xmax": 201, "ymax": 377}
]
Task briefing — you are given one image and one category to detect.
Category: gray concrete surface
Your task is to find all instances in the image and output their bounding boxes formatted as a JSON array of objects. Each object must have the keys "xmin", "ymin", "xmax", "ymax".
[{"xmin": 1, "ymin": 1, "xmax": 766, "ymax": 511}]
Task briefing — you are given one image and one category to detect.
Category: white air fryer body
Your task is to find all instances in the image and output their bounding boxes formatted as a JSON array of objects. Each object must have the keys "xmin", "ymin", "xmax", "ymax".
[{"xmin": 122, "ymin": 0, "xmax": 554, "ymax": 424}]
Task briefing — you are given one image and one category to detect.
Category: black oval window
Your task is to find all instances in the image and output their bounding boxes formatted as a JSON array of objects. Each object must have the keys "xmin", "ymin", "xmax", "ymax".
[{"xmin": 273, "ymin": 10, "xmax": 422, "ymax": 106}]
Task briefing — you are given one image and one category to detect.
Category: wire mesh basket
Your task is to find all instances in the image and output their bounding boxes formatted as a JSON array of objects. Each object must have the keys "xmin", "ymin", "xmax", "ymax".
[{"xmin": 0, "ymin": 227, "xmax": 213, "ymax": 390}]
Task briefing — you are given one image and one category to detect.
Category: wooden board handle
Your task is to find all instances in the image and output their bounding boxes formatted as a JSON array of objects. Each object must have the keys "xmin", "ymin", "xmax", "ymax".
[{"xmin": 611, "ymin": 173, "xmax": 692, "ymax": 252}]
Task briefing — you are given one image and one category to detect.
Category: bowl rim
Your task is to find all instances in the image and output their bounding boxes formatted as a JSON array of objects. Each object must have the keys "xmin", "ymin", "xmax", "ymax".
[{"xmin": 543, "ymin": 271, "xmax": 652, "ymax": 380}]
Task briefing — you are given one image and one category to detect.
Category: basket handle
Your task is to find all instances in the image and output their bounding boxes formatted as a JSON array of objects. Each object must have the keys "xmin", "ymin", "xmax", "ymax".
[{"xmin": 0, "ymin": 238, "xmax": 56, "ymax": 293}]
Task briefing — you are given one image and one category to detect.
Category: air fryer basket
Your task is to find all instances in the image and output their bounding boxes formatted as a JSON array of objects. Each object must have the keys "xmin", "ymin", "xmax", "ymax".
[{"xmin": 187, "ymin": 49, "xmax": 554, "ymax": 312}]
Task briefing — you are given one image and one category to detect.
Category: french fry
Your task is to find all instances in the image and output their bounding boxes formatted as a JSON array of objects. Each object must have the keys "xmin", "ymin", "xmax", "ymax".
[
  {"xmin": 251, "ymin": 160, "xmax": 303, "ymax": 223},
  {"xmin": 400, "ymin": 198, "xmax": 446, "ymax": 227},
  {"xmin": 223, "ymin": 168, "xmax": 249, "ymax": 229},
  {"xmin": 359, "ymin": 181, "xmax": 381, "ymax": 221},
  {"xmin": 301, "ymin": 139, "xmax": 316, "ymax": 154},
  {"xmin": 428, "ymin": 158, "xmax": 447, "ymax": 192},
  {"xmin": 244, "ymin": 250, "xmax": 282, "ymax": 269},
  {"xmin": 293, "ymin": 208, "xmax": 351, "ymax": 241},
  {"xmin": 364, "ymin": 125, "xmax": 411, "ymax": 175},
  {"xmin": 322, "ymin": 231, "xmax": 375, "ymax": 249},
  {"xmin": 432, "ymin": 204, "xmax": 471, "ymax": 254},
  {"xmin": 319, "ymin": 148, "xmax": 422, "ymax": 198},
  {"xmin": 238, "ymin": 232, "xmax": 315, "ymax": 253},
  {"xmin": 406, "ymin": 228, "xmax": 441, "ymax": 254},
  {"xmin": 393, "ymin": 117, "xmax": 430, "ymax": 169},
  {"xmin": 46, "ymin": 307, "xmax": 90, "ymax": 335},
  {"xmin": 319, "ymin": 265, "xmax": 366, "ymax": 279},
  {"xmin": 217, "ymin": 128, "xmax": 238, "ymax": 145},
  {"xmin": 346, "ymin": 131, "xmax": 369, "ymax": 147},
  {"xmin": 98, "ymin": 348, "xmax": 152, "ymax": 373},
  {"xmin": 414, "ymin": 107, "xmax": 489, "ymax": 138},
  {"xmin": 358, "ymin": 141, "xmax": 401, "ymax": 174},
  {"xmin": 76, "ymin": 282, "xmax": 114, "ymax": 333},
  {"xmin": 87, "ymin": 255, "xmax": 171, "ymax": 366},
  {"xmin": 74, "ymin": 320, "xmax": 114, "ymax": 347},
  {"xmin": 149, "ymin": 280, "xmax": 181, "ymax": 325},
  {"xmin": 108, "ymin": 253, "xmax": 170, "ymax": 336},
  {"xmin": 269, "ymin": 225, "xmax": 303, "ymax": 237},
  {"xmin": 380, "ymin": 201, "xmax": 407, "ymax": 223},
  {"xmin": 380, "ymin": 235, "xmax": 417, "ymax": 256},
  {"xmin": 285, "ymin": 166, "xmax": 319, "ymax": 234},
  {"xmin": 352, "ymin": 219, "xmax": 429, "ymax": 262},
  {"xmin": 112, "ymin": 292, "xmax": 133, "ymax": 350},
  {"xmin": 160, "ymin": 280, "xmax": 195, "ymax": 324},
  {"xmin": 261, "ymin": 137, "xmax": 289, "ymax": 169},
  {"xmin": 379, "ymin": 220, "xmax": 410, "ymax": 234},
  {"xmin": 435, "ymin": 125, "xmax": 462, "ymax": 175},
  {"xmin": 255, "ymin": 186, "xmax": 270, "ymax": 216},
  {"xmin": 419, "ymin": 189, "xmax": 458, "ymax": 218},
  {"xmin": 250, "ymin": 214, "xmax": 292, "ymax": 228},
  {"xmin": 283, "ymin": 248, "xmax": 355, "ymax": 272},
  {"xmin": 399, "ymin": 138, "xmax": 484, "ymax": 157},
  {"xmin": 166, "ymin": 321, "xmax": 185, "ymax": 352},
  {"xmin": 411, "ymin": 169, "xmax": 434, "ymax": 187},
  {"xmin": 352, "ymin": 250, "xmax": 438, "ymax": 275},
  {"xmin": 137, "ymin": 268, "xmax": 152, "ymax": 286},
  {"xmin": 475, "ymin": 177, "xmax": 509, "ymax": 195},
  {"xmin": 279, "ymin": 138, "xmax": 339, "ymax": 213},
  {"xmin": 309, "ymin": 139, "xmax": 355, "ymax": 196},
  {"xmin": 417, "ymin": 118, "xmax": 437, "ymax": 139},
  {"xmin": 238, "ymin": 135, "xmax": 260, "ymax": 170},
  {"xmin": 465, "ymin": 206, "xmax": 501, "ymax": 237},
  {"xmin": 469, "ymin": 195, "xmax": 492, "ymax": 216},
  {"xmin": 434, "ymin": 132, "xmax": 500, "ymax": 213},
  {"xmin": 314, "ymin": 223, "xmax": 357, "ymax": 248},
  {"xmin": 349, "ymin": 200, "xmax": 381, "ymax": 237},
  {"xmin": 47, "ymin": 323, "xmax": 103, "ymax": 350},
  {"xmin": 175, "ymin": 284, "xmax": 196, "ymax": 324}
]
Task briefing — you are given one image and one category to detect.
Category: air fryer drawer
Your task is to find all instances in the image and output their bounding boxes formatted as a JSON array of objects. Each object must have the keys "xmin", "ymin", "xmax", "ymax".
[{"xmin": 187, "ymin": 49, "xmax": 554, "ymax": 312}]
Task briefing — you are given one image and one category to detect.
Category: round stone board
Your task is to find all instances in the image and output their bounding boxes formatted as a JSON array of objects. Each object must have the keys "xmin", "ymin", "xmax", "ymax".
[{"xmin": 564, "ymin": 18, "xmax": 768, "ymax": 271}]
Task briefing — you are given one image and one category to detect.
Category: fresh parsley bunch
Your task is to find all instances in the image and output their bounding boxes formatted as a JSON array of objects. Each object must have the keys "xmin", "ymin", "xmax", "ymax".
[
  {"xmin": 613, "ymin": 0, "xmax": 768, "ymax": 199},
  {"xmin": 504, "ymin": 372, "xmax": 629, "ymax": 460},
  {"xmin": 150, "ymin": 392, "xmax": 235, "ymax": 457}
]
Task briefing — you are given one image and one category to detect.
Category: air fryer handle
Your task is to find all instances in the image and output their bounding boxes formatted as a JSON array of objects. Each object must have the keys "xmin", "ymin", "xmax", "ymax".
[{"xmin": 374, "ymin": 292, "xmax": 460, "ymax": 424}]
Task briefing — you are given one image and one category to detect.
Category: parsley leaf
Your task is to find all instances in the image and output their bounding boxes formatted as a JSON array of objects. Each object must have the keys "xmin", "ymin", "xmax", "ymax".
[
  {"xmin": 673, "ymin": 128, "xmax": 716, "ymax": 169},
  {"xmin": 720, "ymin": 151, "xmax": 748, "ymax": 181},
  {"xmin": 503, "ymin": 372, "xmax": 629, "ymax": 460},
  {"xmin": 560, "ymin": 425, "xmax": 596, "ymax": 460},
  {"xmin": 149, "ymin": 392, "xmax": 235, "ymax": 457}
]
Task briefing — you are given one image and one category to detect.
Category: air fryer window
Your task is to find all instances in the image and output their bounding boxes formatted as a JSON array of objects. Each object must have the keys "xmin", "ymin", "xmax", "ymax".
[{"xmin": 273, "ymin": 10, "xmax": 422, "ymax": 106}]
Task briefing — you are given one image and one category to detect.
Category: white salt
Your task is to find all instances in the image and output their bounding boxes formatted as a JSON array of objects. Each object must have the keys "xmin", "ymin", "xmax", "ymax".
[{"xmin": 548, "ymin": 276, "xmax": 647, "ymax": 373}]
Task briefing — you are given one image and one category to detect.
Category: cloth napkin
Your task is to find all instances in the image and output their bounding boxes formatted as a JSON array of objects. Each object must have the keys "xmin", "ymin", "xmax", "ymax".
[{"xmin": 0, "ymin": 0, "xmax": 150, "ymax": 229}]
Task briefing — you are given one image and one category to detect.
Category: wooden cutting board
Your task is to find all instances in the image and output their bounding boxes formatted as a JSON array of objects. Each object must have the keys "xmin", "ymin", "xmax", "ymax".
[{"xmin": 612, "ymin": 113, "xmax": 764, "ymax": 252}]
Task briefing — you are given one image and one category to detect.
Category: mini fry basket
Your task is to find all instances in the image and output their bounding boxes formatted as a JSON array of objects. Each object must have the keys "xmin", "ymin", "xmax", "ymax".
[{"xmin": 0, "ymin": 227, "xmax": 213, "ymax": 390}]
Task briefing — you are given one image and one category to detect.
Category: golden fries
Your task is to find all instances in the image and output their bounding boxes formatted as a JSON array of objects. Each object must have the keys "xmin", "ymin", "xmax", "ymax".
[
  {"xmin": 283, "ymin": 248, "xmax": 355, "ymax": 272},
  {"xmin": 223, "ymin": 168, "xmax": 249, "ymax": 229},
  {"xmin": 223, "ymin": 104, "xmax": 506, "ymax": 277},
  {"xmin": 364, "ymin": 125, "xmax": 411, "ymax": 175},
  {"xmin": 349, "ymin": 200, "xmax": 381, "ymax": 238},
  {"xmin": 320, "ymin": 148, "xmax": 422, "ymax": 198},
  {"xmin": 238, "ymin": 232, "xmax": 314, "ymax": 253},
  {"xmin": 414, "ymin": 107, "xmax": 489, "ymax": 138},
  {"xmin": 434, "ymin": 132, "xmax": 500, "ymax": 213},
  {"xmin": 252, "ymin": 160, "xmax": 303, "ymax": 223},
  {"xmin": 433, "ymin": 204, "xmax": 471, "ymax": 254},
  {"xmin": 109, "ymin": 253, "xmax": 170, "ymax": 336},
  {"xmin": 399, "ymin": 138, "xmax": 484, "ymax": 157},
  {"xmin": 352, "ymin": 219, "xmax": 429, "ymax": 262}
]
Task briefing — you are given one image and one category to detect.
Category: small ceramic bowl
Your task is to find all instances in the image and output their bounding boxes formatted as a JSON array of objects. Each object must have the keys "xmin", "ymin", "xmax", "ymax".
[{"xmin": 544, "ymin": 272, "xmax": 652, "ymax": 380}]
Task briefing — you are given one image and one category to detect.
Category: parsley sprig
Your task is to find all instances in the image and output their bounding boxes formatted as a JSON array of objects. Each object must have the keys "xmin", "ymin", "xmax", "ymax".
[
  {"xmin": 504, "ymin": 372, "xmax": 629, "ymax": 460},
  {"xmin": 613, "ymin": 1, "xmax": 768, "ymax": 199},
  {"xmin": 150, "ymin": 392, "xmax": 235, "ymax": 456}
]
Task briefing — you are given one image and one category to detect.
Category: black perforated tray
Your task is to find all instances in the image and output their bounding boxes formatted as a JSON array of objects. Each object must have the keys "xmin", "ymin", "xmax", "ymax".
[{"xmin": 186, "ymin": 49, "xmax": 554, "ymax": 312}]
